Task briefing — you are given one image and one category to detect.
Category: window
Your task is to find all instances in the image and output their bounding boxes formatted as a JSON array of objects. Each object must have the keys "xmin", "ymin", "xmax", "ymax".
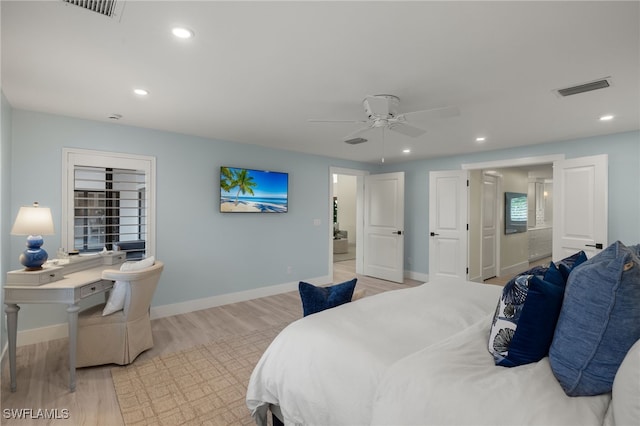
[{"xmin": 63, "ymin": 149, "xmax": 155, "ymax": 259}]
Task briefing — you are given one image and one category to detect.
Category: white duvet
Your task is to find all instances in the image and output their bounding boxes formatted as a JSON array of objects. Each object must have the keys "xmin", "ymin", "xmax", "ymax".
[
  {"xmin": 371, "ymin": 316, "xmax": 611, "ymax": 426},
  {"xmin": 246, "ymin": 277, "xmax": 502, "ymax": 425},
  {"xmin": 246, "ymin": 277, "xmax": 614, "ymax": 426}
]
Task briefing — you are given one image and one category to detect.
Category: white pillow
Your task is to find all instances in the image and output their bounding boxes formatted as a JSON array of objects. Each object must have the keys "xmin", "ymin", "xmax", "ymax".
[
  {"xmin": 119, "ymin": 255, "xmax": 155, "ymax": 272},
  {"xmin": 102, "ymin": 280, "xmax": 128, "ymax": 316},
  {"xmin": 102, "ymin": 256, "xmax": 155, "ymax": 316},
  {"xmin": 612, "ymin": 338, "xmax": 640, "ymax": 426}
]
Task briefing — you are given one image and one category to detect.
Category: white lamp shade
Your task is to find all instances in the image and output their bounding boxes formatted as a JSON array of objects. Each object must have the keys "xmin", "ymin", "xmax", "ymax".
[{"xmin": 11, "ymin": 205, "xmax": 55, "ymax": 236}]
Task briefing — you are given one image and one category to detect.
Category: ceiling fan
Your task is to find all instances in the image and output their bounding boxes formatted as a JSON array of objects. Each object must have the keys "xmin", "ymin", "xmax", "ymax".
[{"xmin": 308, "ymin": 94, "xmax": 460, "ymax": 143}]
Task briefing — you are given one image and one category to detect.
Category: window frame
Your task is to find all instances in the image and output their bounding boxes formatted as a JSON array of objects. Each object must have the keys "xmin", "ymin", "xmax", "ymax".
[{"xmin": 62, "ymin": 148, "xmax": 156, "ymax": 257}]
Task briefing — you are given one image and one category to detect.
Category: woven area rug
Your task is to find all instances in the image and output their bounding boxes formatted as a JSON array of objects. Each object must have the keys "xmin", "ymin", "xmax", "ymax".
[{"xmin": 111, "ymin": 324, "xmax": 288, "ymax": 426}]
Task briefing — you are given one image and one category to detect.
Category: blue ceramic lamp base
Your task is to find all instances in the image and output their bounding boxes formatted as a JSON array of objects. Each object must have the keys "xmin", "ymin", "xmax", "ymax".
[{"xmin": 19, "ymin": 235, "xmax": 49, "ymax": 271}]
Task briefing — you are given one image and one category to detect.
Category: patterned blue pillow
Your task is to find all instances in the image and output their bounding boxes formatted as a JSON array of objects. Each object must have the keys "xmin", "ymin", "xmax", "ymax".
[
  {"xmin": 299, "ymin": 278, "xmax": 357, "ymax": 317},
  {"xmin": 550, "ymin": 241, "xmax": 640, "ymax": 396},
  {"xmin": 488, "ymin": 262, "xmax": 567, "ymax": 367}
]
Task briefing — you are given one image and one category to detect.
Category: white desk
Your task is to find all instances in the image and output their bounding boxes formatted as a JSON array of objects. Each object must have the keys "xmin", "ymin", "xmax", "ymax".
[{"xmin": 4, "ymin": 254, "xmax": 126, "ymax": 392}]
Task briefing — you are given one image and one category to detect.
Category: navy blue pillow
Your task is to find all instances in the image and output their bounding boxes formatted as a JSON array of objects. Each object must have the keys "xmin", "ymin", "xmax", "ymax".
[
  {"xmin": 550, "ymin": 241, "xmax": 640, "ymax": 396},
  {"xmin": 488, "ymin": 262, "xmax": 568, "ymax": 367},
  {"xmin": 505, "ymin": 273, "xmax": 566, "ymax": 366},
  {"xmin": 299, "ymin": 278, "xmax": 357, "ymax": 316},
  {"xmin": 543, "ymin": 261, "xmax": 564, "ymax": 286}
]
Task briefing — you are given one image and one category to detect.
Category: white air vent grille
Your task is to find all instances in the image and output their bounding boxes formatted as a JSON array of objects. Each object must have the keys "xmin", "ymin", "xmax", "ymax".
[
  {"xmin": 556, "ymin": 78, "xmax": 612, "ymax": 97},
  {"xmin": 62, "ymin": 0, "xmax": 123, "ymax": 18}
]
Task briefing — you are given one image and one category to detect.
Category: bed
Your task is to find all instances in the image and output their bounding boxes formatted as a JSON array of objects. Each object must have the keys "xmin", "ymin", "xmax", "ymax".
[{"xmin": 246, "ymin": 243, "xmax": 640, "ymax": 426}]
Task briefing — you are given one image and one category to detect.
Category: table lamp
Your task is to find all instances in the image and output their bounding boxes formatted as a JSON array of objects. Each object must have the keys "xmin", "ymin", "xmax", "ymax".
[{"xmin": 10, "ymin": 202, "xmax": 55, "ymax": 271}]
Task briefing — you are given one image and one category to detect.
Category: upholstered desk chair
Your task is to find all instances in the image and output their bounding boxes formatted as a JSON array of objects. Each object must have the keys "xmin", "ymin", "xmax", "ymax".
[{"xmin": 76, "ymin": 261, "xmax": 164, "ymax": 368}]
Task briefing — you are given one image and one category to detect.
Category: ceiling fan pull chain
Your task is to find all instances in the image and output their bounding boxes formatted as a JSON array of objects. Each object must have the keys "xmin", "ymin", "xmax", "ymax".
[{"xmin": 381, "ymin": 127, "xmax": 385, "ymax": 163}]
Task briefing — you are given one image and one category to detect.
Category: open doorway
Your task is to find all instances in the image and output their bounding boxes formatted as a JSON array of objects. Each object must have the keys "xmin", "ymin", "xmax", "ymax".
[
  {"xmin": 332, "ymin": 174, "xmax": 357, "ymax": 263},
  {"xmin": 468, "ymin": 163, "xmax": 554, "ymax": 283},
  {"xmin": 328, "ymin": 167, "xmax": 367, "ymax": 279}
]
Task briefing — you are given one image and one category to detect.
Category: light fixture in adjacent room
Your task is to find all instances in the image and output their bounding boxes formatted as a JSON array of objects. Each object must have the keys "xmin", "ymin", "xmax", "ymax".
[
  {"xmin": 402, "ymin": 149, "xmax": 411, "ymax": 154},
  {"xmin": 476, "ymin": 137, "xmax": 486, "ymax": 142},
  {"xmin": 133, "ymin": 88, "xmax": 149, "ymax": 96},
  {"xmin": 599, "ymin": 114, "xmax": 614, "ymax": 121},
  {"xmin": 172, "ymin": 27, "xmax": 194, "ymax": 39},
  {"xmin": 10, "ymin": 202, "xmax": 55, "ymax": 271}
]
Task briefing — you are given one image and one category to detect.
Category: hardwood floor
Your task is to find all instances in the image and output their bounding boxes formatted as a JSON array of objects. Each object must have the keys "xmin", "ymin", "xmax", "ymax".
[{"xmin": 1, "ymin": 260, "xmax": 421, "ymax": 425}]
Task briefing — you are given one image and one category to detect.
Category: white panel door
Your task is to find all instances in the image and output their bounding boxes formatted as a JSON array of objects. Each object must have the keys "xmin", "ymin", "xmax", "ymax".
[
  {"xmin": 553, "ymin": 154, "xmax": 608, "ymax": 260},
  {"xmin": 482, "ymin": 174, "xmax": 498, "ymax": 280},
  {"xmin": 429, "ymin": 170, "xmax": 469, "ymax": 280},
  {"xmin": 363, "ymin": 172, "xmax": 404, "ymax": 283}
]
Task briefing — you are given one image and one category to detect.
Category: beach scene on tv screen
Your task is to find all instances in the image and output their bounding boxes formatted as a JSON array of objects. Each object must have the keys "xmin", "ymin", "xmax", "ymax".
[{"xmin": 220, "ymin": 167, "xmax": 288, "ymax": 213}]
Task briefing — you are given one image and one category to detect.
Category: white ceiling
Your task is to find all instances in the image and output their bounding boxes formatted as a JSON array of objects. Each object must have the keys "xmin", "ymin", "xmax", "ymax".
[{"xmin": 2, "ymin": 1, "xmax": 639, "ymax": 164}]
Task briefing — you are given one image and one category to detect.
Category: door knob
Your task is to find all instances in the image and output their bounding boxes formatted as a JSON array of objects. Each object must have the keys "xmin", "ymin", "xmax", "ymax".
[
  {"xmin": 430, "ymin": 232, "xmax": 439, "ymax": 237},
  {"xmin": 585, "ymin": 243, "xmax": 603, "ymax": 249},
  {"xmin": 393, "ymin": 230, "xmax": 403, "ymax": 235}
]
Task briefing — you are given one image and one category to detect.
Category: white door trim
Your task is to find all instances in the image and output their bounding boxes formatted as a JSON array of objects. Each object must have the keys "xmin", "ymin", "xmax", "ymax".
[
  {"xmin": 461, "ymin": 154, "xmax": 565, "ymax": 170},
  {"xmin": 481, "ymin": 172, "xmax": 500, "ymax": 280}
]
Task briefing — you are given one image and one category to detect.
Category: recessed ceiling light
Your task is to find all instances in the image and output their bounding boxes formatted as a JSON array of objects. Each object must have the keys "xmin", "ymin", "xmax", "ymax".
[
  {"xmin": 172, "ymin": 27, "xmax": 194, "ymax": 39},
  {"xmin": 108, "ymin": 113, "xmax": 122, "ymax": 120},
  {"xmin": 133, "ymin": 88, "xmax": 148, "ymax": 96},
  {"xmin": 599, "ymin": 114, "xmax": 614, "ymax": 121},
  {"xmin": 402, "ymin": 149, "xmax": 411, "ymax": 154},
  {"xmin": 476, "ymin": 137, "xmax": 486, "ymax": 142}
]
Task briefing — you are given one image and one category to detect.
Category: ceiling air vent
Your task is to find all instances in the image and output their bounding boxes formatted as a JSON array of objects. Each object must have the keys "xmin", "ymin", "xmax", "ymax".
[
  {"xmin": 344, "ymin": 137, "xmax": 368, "ymax": 145},
  {"xmin": 556, "ymin": 78, "xmax": 612, "ymax": 97},
  {"xmin": 61, "ymin": 0, "xmax": 124, "ymax": 19}
]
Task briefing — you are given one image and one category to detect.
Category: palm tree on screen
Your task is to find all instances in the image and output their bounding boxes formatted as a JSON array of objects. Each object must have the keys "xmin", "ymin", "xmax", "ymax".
[
  {"xmin": 220, "ymin": 167, "xmax": 234, "ymax": 192},
  {"xmin": 232, "ymin": 169, "xmax": 257, "ymax": 206}
]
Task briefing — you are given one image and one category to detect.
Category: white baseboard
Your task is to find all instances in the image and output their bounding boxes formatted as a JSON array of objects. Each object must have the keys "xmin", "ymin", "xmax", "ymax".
[
  {"xmin": 15, "ymin": 322, "xmax": 69, "ymax": 347},
  {"xmin": 405, "ymin": 270, "xmax": 428, "ymax": 283},
  {"xmin": 150, "ymin": 275, "xmax": 330, "ymax": 319},
  {"xmin": 500, "ymin": 261, "xmax": 529, "ymax": 278},
  {"xmin": 13, "ymin": 275, "xmax": 332, "ymax": 347}
]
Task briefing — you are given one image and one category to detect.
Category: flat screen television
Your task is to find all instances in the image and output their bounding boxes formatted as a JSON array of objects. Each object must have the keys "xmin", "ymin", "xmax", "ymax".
[
  {"xmin": 220, "ymin": 167, "xmax": 288, "ymax": 213},
  {"xmin": 504, "ymin": 191, "xmax": 527, "ymax": 234}
]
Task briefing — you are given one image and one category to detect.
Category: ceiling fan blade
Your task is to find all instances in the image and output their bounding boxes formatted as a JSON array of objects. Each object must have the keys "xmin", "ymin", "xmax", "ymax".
[
  {"xmin": 343, "ymin": 124, "xmax": 374, "ymax": 141},
  {"xmin": 308, "ymin": 119, "xmax": 368, "ymax": 124},
  {"xmin": 401, "ymin": 105, "xmax": 460, "ymax": 120},
  {"xmin": 389, "ymin": 122, "xmax": 426, "ymax": 138}
]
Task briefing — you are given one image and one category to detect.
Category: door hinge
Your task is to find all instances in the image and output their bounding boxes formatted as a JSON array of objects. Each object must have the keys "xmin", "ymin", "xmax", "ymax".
[
  {"xmin": 466, "ymin": 224, "xmax": 469, "ymax": 231},
  {"xmin": 467, "ymin": 179, "xmax": 469, "ymax": 187},
  {"xmin": 466, "ymin": 267, "xmax": 469, "ymax": 274}
]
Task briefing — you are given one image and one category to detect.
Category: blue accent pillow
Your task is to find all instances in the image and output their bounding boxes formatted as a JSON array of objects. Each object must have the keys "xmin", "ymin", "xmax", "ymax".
[
  {"xmin": 299, "ymin": 278, "xmax": 357, "ymax": 317},
  {"xmin": 557, "ymin": 250, "xmax": 588, "ymax": 281},
  {"xmin": 550, "ymin": 241, "xmax": 640, "ymax": 396},
  {"xmin": 488, "ymin": 262, "xmax": 567, "ymax": 367}
]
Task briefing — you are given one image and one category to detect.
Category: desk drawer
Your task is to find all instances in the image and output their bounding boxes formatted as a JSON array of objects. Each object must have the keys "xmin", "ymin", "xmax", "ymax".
[
  {"xmin": 6, "ymin": 267, "xmax": 63, "ymax": 286},
  {"xmin": 79, "ymin": 280, "xmax": 113, "ymax": 298}
]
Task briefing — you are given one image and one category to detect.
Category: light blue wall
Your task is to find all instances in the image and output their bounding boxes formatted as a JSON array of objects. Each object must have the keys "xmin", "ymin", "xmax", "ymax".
[
  {"xmin": 6, "ymin": 108, "xmax": 640, "ymax": 333},
  {"xmin": 384, "ymin": 131, "xmax": 640, "ymax": 275},
  {"xmin": 1, "ymin": 92, "xmax": 13, "ymax": 348},
  {"xmin": 9, "ymin": 109, "xmax": 373, "ymax": 330}
]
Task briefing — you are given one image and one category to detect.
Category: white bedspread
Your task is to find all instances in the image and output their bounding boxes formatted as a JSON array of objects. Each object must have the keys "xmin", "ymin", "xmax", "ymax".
[
  {"xmin": 371, "ymin": 315, "xmax": 611, "ymax": 426},
  {"xmin": 246, "ymin": 277, "xmax": 502, "ymax": 425}
]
